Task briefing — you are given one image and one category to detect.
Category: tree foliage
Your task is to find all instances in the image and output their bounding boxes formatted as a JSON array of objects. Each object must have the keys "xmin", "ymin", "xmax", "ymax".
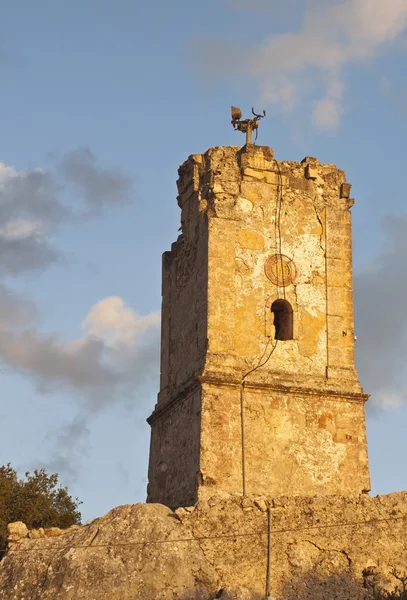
[{"xmin": 0, "ymin": 464, "xmax": 81, "ymax": 555}]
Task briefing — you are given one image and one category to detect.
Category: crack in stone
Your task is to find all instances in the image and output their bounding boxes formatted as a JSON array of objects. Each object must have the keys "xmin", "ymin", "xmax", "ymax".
[
  {"xmin": 313, "ymin": 204, "xmax": 325, "ymax": 254},
  {"xmin": 87, "ymin": 527, "xmax": 100, "ymax": 546},
  {"xmin": 305, "ymin": 539, "xmax": 353, "ymax": 567}
]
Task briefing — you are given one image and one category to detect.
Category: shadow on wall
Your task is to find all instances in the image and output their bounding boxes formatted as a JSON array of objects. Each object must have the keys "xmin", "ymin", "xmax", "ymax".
[
  {"xmin": 179, "ymin": 568, "xmax": 407, "ymax": 600},
  {"xmin": 179, "ymin": 588, "xmax": 262, "ymax": 600},
  {"xmin": 278, "ymin": 571, "xmax": 369, "ymax": 600},
  {"xmin": 278, "ymin": 568, "xmax": 407, "ymax": 600}
]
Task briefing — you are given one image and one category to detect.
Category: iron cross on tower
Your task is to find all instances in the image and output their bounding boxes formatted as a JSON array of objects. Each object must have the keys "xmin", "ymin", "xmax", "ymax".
[{"xmin": 231, "ymin": 106, "xmax": 266, "ymax": 144}]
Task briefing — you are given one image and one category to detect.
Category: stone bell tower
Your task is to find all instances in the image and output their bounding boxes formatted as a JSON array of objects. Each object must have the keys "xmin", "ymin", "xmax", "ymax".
[{"xmin": 147, "ymin": 144, "xmax": 370, "ymax": 509}]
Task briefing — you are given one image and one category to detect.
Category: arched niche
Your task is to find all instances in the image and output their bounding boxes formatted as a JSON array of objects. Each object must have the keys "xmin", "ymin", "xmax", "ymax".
[{"xmin": 271, "ymin": 299, "xmax": 294, "ymax": 341}]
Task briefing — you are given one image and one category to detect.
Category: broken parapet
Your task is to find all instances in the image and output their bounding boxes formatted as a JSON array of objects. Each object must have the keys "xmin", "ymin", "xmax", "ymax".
[{"xmin": 7, "ymin": 521, "xmax": 80, "ymax": 543}]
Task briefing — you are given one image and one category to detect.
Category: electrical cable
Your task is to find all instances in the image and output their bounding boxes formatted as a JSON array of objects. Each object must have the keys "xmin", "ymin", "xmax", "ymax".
[
  {"xmin": 3, "ymin": 513, "xmax": 407, "ymax": 554},
  {"xmin": 240, "ymin": 155, "xmax": 287, "ymax": 498},
  {"xmin": 265, "ymin": 506, "xmax": 272, "ymax": 599},
  {"xmin": 274, "ymin": 159, "xmax": 286, "ymax": 301}
]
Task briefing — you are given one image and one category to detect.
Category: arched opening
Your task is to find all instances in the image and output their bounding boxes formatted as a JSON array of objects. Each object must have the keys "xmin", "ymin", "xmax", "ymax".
[{"xmin": 271, "ymin": 299, "xmax": 293, "ymax": 341}]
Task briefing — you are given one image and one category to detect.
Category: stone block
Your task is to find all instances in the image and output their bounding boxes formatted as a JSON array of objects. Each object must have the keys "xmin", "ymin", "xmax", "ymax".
[
  {"xmin": 238, "ymin": 144, "xmax": 275, "ymax": 170},
  {"xmin": 326, "ymin": 257, "xmax": 352, "ymax": 288},
  {"xmin": 327, "ymin": 346, "xmax": 355, "ymax": 367},
  {"xmin": 7, "ymin": 522, "xmax": 28, "ymax": 543},
  {"xmin": 305, "ymin": 165, "xmax": 318, "ymax": 179},
  {"xmin": 301, "ymin": 156, "xmax": 320, "ymax": 166},
  {"xmin": 340, "ymin": 182, "xmax": 352, "ymax": 198},
  {"xmin": 327, "ymin": 287, "xmax": 353, "ymax": 315}
]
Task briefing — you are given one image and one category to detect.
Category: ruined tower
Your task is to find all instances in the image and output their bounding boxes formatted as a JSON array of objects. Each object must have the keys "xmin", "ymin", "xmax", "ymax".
[{"xmin": 147, "ymin": 144, "xmax": 370, "ymax": 509}]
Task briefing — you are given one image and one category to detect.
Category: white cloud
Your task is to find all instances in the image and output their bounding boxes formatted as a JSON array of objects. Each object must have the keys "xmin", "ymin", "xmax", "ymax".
[
  {"xmin": 346, "ymin": 0, "xmax": 407, "ymax": 50},
  {"xmin": 82, "ymin": 296, "xmax": 160, "ymax": 349},
  {"xmin": 0, "ymin": 161, "xmax": 17, "ymax": 183},
  {"xmin": 312, "ymin": 77, "xmax": 344, "ymax": 130},
  {"xmin": 0, "ymin": 289, "xmax": 160, "ymax": 406},
  {"xmin": 205, "ymin": 0, "xmax": 407, "ymax": 129},
  {"xmin": 0, "ymin": 217, "xmax": 48, "ymax": 241}
]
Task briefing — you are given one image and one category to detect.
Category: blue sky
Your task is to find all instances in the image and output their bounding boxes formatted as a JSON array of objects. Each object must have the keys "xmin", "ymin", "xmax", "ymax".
[{"xmin": 1, "ymin": 0, "xmax": 407, "ymax": 521}]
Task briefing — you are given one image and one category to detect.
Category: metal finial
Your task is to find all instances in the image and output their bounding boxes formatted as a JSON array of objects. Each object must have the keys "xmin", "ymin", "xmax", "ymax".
[{"xmin": 231, "ymin": 106, "xmax": 266, "ymax": 145}]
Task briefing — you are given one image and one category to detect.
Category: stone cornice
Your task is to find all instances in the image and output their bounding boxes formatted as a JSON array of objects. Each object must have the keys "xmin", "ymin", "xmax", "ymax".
[
  {"xmin": 148, "ymin": 374, "xmax": 369, "ymax": 425},
  {"xmin": 199, "ymin": 373, "xmax": 369, "ymax": 402},
  {"xmin": 147, "ymin": 379, "xmax": 201, "ymax": 426}
]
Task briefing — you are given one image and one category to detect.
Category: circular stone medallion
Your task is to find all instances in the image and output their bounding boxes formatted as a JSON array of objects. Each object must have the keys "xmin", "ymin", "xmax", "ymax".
[{"xmin": 265, "ymin": 254, "xmax": 296, "ymax": 286}]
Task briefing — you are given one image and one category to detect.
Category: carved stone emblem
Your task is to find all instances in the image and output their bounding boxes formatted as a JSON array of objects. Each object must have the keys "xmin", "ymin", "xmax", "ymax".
[{"xmin": 265, "ymin": 254, "xmax": 296, "ymax": 286}]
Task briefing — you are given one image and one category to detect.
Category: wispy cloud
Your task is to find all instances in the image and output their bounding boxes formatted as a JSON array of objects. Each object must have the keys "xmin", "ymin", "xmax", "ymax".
[
  {"xmin": 196, "ymin": 0, "xmax": 407, "ymax": 129},
  {"xmin": 39, "ymin": 416, "xmax": 91, "ymax": 484},
  {"xmin": 0, "ymin": 283, "xmax": 37, "ymax": 328},
  {"xmin": 60, "ymin": 147, "xmax": 132, "ymax": 211},
  {"xmin": 355, "ymin": 215, "xmax": 407, "ymax": 409}
]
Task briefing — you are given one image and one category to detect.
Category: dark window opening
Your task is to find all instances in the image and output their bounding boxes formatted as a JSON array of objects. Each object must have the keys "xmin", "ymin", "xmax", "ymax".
[{"xmin": 271, "ymin": 299, "xmax": 293, "ymax": 341}]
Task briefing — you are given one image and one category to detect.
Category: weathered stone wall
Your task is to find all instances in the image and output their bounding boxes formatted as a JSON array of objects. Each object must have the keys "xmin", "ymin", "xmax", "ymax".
[
  {"xmin": 158, "ymin": 178, "xmax": 209, "ymax": 402},
  {"xmin": 199, "ymin": 382, "xmax": 370, "ymax": 499},
  {"xmin": 147, "ymin": 154, "xmax": 210, "ymax": 506},
  {"xmin": 202, "ymin": 146, "xmax": 359, "ymax": 389},
  {"xmin": 181, "ymin": 492, "xmax": 407, "ymax": 599},
  {"xmin": 148, "ymin": 144, "xmax": 370, "ymax": 508},
  {"xmin": 2, "ymin": 493, "xmax": 407, "ymax": 599},
  {"xmin": 147, "ymin": 385, "xmax": 201, "ymax": 508}
]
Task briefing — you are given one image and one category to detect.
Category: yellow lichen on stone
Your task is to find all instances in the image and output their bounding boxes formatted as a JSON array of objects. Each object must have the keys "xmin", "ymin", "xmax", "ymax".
[
  {"xmin": 237, "ymin": 229, "xmax": 264, "ymax": 250},
  {"xmin": 240, "ymin": 181, "xmax": 275, "ymax": 205},
  {"xmin": 235, "ymin": 295, "xmax": 262, "ymax": 356},
  {"xmin": 297, "ymin": 309, "xmax": 326, "ymax": 357}
]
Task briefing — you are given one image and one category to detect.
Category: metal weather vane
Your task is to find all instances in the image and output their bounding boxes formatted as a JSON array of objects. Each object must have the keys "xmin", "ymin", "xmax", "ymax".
[{"xmin": 231, "ymin": 106, "xmax": 266, "ymax": 145}]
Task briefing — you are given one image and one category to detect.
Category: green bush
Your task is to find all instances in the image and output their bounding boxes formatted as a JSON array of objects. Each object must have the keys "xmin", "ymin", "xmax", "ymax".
[{"xmin": 0, "ymin": 464, "xmax": 81, "ymax": 556}]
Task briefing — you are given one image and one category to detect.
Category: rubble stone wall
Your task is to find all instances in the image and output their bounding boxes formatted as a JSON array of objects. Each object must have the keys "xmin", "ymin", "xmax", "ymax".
[{"xmin": 2, "ymin": 493, "xmax": 407, "ymax": 599}]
